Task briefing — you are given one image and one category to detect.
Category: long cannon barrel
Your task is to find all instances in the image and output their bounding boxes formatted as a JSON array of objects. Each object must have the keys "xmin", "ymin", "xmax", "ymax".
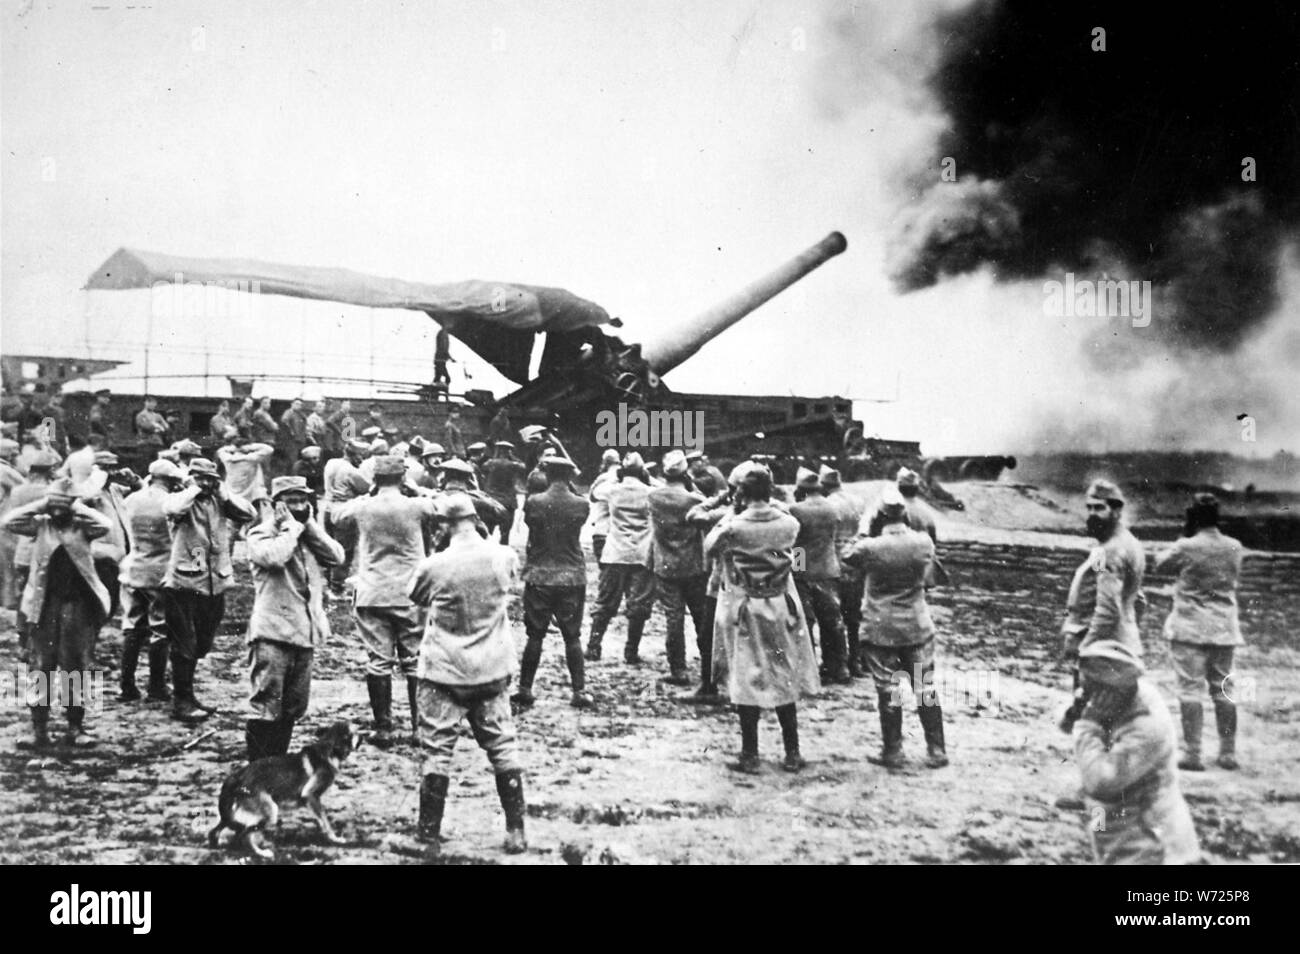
[{"xmin": 641, "ymin": 231, "xmax": 847, "ymax": 376}]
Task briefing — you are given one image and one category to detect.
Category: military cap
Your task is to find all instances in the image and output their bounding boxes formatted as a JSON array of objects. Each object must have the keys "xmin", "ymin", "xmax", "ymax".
[
  {"xmin": 188, "ymin": 458, "xmax": 219, "ymax": 477},
  {"xmin": 172, "ymin": 439, "xmax": 203, "ymax": 456},
  {"xmin": 1078, "ymin": 639, "xmax": 1145, "ymax": 686},
  {"xmin": 372, "ymin": 455, "xmax": 406, "ymax": 478},
  {"xmin": 661, "ymin": 450, "xmax": 689, "ymax": 477},
  {"xmin": 270, "ymin": 475, "xmax": 311, "ymax": 500},
  {"xmin": 436, "ymin": 458, "xmax": 476, "ymax": 478},
  {"xmin": 93, "ymin": 451, "xmax": 120, "ymax": 468},
  {"xmin": 1085, "ymin": 478, "xmax": 1125, "ymax": 508},
  {"xmin": 896, "ymin": 467, "xmax": 921, "ymax": 489},
  {"xmin": 795, "ymin": 467, "xmax": 819, "ymax": 489},
  {"xmin": 299, "ymin": 445, "xmax": 322, "ymax": 460},
  {"xmin": 601, "ymin": 448, "xmax": 621, "ymax": 466},
  {"xmin": 421, "ymin": 441, "xmax": 447, "ymax": 459},
  {"xmin": 438, "ymin": 492, "xmax": 477, "ymax": 520},
  {"xmin": 148, "ymin": 458, "xmax": 183, "ymax": 480},
  {"xmin": 819, "ymin": 465, "xmax": 842, "ymax": 488}
]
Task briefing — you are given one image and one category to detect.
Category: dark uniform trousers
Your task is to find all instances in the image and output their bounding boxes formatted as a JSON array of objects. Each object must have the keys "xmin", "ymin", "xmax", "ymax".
[
  {"xmin": 522, "ymin": 583, "xmax": 587, "ymax": 691},
  {"xmin": 248, "ymin": 638, "xmax": 313, "ymax": 724},
  {"xmin": 655, "ymin": 573, "xmax": 709, "ymax": 672},
  {"xmin": 590, "ymin": 564, "xmax": 655, "ymax": 629},
  {"xmin": 796, "ymin": 577, "xmax": 849, "ymax": 676},
  {"xmin": 29, "ymin": 554, "xmax": 104, "ymax": 720},
  {"xmin": 166, "ymin": 590, "xmax": 226, "ymax": 662},
  {"xmin": 323, "ymin": 514, "xmax": 359, "ymax": 592},
  {"xmin": 591, "ymin": 535, "xmax": 606, "ymax": 562},
  {"xmin": 838, "ymin": 567, "xmax": 865, "ymax": 661}
]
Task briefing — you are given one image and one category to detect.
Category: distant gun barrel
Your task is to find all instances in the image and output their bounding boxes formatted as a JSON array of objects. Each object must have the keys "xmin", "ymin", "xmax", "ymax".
[{"xmin": 641, "ymin": 231, "xmax": 847, "ymax": 376}]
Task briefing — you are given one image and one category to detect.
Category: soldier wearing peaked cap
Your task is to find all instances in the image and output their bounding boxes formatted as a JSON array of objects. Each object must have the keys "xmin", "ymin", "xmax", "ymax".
[
  {"xmin": 1155, "ymin": 493, "xmax": 1246, "ymax": 772},
  {"xmin": 686, "ymin": 449, "xmax": 727, "ymax": 498},
  {"xmin": 242, "ymin": 475, "xmax": 345, "ymax": 761},
  {"xmin": 1072, "ymin": 640, "xmax": 1202, "ymax": 865},
  {"xmin": 331, "ymin": 455, "xmax": 439, "ymax": 747}
]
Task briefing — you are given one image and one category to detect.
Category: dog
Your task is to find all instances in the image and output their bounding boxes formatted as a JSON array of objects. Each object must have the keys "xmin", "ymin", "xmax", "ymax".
[{"xmin": 207, "ymin": 720, "xmax": 362, "ymax": 858}]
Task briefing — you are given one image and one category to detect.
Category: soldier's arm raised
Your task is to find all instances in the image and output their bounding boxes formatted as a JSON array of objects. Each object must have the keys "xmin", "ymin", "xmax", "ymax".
[
  {"xmin": 0, "ymin": 498, "xmax": 45, "ymax": 537},
  {"xmin": 246, "ymin": 519, "xmax": 303, "ymax": 568},
  {"xmin": 1073, "ymin": 710, "xmax": 1169, "ymax": 799},
  {"xmin": 162, "ymin": 484, "xmax": 203, "ymax": 518},
  {"xmin": 72, "ymin": 498, "xmax": 115, "ymax": 540},
  {"xmin": 300, "ymin": 518, "xmax": 345, "ymax": 567}
]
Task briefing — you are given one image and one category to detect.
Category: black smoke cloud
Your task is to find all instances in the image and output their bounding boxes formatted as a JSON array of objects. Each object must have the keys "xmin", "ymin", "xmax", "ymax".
[{"xmin": 891, "ymin": 0, "xmax": 1300, "ymax": 352}]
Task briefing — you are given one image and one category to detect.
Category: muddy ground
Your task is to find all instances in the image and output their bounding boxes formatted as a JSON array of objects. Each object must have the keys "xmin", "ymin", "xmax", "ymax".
[{"xmin": 1, "ymin": 483, "xmax": 1296, "ymax": 865}]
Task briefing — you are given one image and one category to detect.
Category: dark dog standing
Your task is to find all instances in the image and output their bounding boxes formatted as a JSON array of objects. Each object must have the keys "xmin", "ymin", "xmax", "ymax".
[{"xmin": 208, "ymin": 720, "xmax": 360, "ymax": 858}]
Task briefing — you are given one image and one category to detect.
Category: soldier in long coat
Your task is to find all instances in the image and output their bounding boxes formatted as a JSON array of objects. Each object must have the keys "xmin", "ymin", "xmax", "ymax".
[{"xmin": 705, "ymin": 462, "xmax": 818, "ymax": 774}]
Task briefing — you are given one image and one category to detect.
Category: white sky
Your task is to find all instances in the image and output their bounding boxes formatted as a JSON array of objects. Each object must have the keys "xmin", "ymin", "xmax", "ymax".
[{"xmin": 2, "ymin": 0, "xmax": 1293, "ymax": 456}]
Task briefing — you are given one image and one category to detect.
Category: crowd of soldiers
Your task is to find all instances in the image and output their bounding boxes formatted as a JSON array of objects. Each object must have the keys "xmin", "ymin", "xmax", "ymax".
[{"xmin": 0, "ymin": 395, "xmax": 1250, "ymax": 863}]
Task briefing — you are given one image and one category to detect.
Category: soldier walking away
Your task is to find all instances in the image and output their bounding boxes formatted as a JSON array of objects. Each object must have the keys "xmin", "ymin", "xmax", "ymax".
[
  {"xmin": 648, "ymin": 450, "xmax": 709, "ymax": 686},
  {"xmin": 790, "ymin": 467, "xmax": 851, "ymax": 685},
  {"xmin": 514, "ymin": 454, "xmax": 591, "ymax": 710},
  {"xmin": 216, "ymin": 430, "xmax": 275, "ymax": 521},
  {"xmin": 584, "ymin": 452, "xmax": 655, "ymax": 664},
  {"xmin": 1156, "ymin": 493, "xmax": 1246, "ymax": 771},
  {"xmin": 162, "ymin": 457, "xmax": 256, "ymax": 723},
  {"xmin": 1, "ymin": 477, "xmax": 114, "ymax": 750},
  {"xmin": 705, "ymin": 462, "xmax": 818, "ymax": 774},
  {"xmin": 243, "ymin": 477, "xmax": 345, "ymax": 760},
  {"xmin": 846, "ymin": 487, "xmax": 947, "ymax": 769},
  {"xmin": 118, "ymin": 459, "xmax": 185, "ymax": 703},
  {"xmin": 408, "ymin": 493, "xmax": 528, "ymax": 856},
  {"xmin": 481, "ymin": 440, "xmax": 526, "ymax": 544},
  {"xmin": 1072, "ymin": 640, "xmax": 1203, "ymax": 865},
  {"xmin": 331, "ymin": 456, "xmax": 437, "ymax": 746}
]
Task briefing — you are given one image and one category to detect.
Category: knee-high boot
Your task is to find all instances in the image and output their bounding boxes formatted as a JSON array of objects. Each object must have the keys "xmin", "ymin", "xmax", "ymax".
[
  {"xmin": 1213, "ymin": 697, "xmax": 1239, "ymax": 770},
  {"xmin": 1178, "ymin": 701, "xmax": 1205, "ymax": 771}
]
